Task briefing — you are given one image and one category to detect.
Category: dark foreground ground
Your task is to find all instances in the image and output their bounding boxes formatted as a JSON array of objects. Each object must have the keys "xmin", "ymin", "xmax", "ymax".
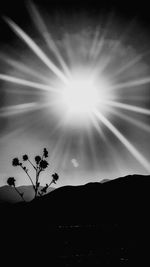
[{"xmin": 0, "ymin": 174, "xmax": 150, "ymax": 266}]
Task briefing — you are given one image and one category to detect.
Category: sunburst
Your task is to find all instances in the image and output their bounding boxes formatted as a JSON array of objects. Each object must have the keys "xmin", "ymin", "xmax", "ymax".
[{"xmin": 0, "ymin": 3, "xmax": 150, "ymax": 184}]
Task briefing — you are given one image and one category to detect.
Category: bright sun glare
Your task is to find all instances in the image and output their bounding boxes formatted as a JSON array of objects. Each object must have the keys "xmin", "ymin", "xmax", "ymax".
[
  {"xmin": 1, "ymin": 3, "xmax": 150, "ymax": 178},
  {"xmin": 62, "ymin": 75, "xmax": 98, "ymax": 115},
  {"xmin": 54, "ymin": 70, "xmax": 111, "ymax": 123}
]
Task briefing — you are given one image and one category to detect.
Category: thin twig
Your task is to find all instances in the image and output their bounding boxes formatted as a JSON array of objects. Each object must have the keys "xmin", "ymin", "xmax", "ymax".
[
  {"xmin": 48, "ymin": 179, "xmax": 53, "ymax": 188},
  {"xmin": 28, "ymin": 159, "xmax": 37, "ymax": 171},
  {"xmin": 20, "ymin": 165, "xmax": 35, "ymax": 188},
  {"xmin": 34, "ymin": 168, "xmax": 40, "ymax": 198},
  {"xmin": 14, "ymin": 186, "xmax": 26, "ymax": 202}
]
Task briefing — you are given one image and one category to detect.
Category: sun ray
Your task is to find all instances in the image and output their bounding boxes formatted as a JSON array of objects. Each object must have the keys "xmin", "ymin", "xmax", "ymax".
[
  {"xmin": 89, "ymin": 27, "xmax": 100, "ymax": 59},
  {"xmin": 29, "ymin": 2, "xmax": 71, "ymax": 79},
  {"xmin": 4, "ymin": 17, "xmax": 68, "ymax": 84},
  {"xmin": 100, "ymin": 99, "xmax": 150, "ymax": 115},
  {"xmin": 0, "ymin": 54, "xmax": 51, "ymax": 84},
  {"xmin": 94, "ymin": 44, "xmax": 117, "ymax": 71},
  {"xmin": 90, "ymin": 111, "xmax": 132, "ymax": 174},
  {"xmin": 64, "ymin": 32, "xmax": 83, "ymax": 67},
  {"xmin": 86, "ymin": 126, "xmax": 100, "ymax": 169},
  {"xmin": 109, "ymin": 107, "xmax": 150, "ymax": 133},
  {"xmin": 89, "ymin": 113, "xmax": 107, "ymax": 140},
  {"xmin": 110, "ymin": 76, "xmax": 150, "ymax": 90},
  {"xmin": 0, "ymin": 74, "xmax": 59, "ymax": 93},
  {"xmin": 89, "ymin": 114, "xmax": 119, "ymax": 171},
  {"xmin": 111, "ymin": 54, "xmax": 143, "ymax": 78},
  {"xmin": 0, "ymin": 128, "xmax": 25, "ymax": 143},
  {"xmin": 61, "ymin": 136, "xmax": 73, "ymax": 170},
  {"xmin": 49, "ymin": 129, "xmax": 69, "ymax": 169},
  {"xmin": 0, "ymin": 102, "xmax": 39, "ymax": 117},
  {"xmin": 0, "ymin": 100, "xmax": 63, "ymax": 117},
  {"xmin": 91, "ymin": 36, "xmax": 105, "ymax": 63},
  {"xmin": 93, "ymin": 108, "xmax": 150, "ymax": 172},
  {"xmin": 91, "ymin": 12, "xmax": 116, "ymax": 63}
]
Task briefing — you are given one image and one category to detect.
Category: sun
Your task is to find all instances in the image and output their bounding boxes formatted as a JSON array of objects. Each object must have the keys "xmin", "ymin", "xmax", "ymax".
[
  {"xmin": 53, "ymin": 69, "xmax": 112, "ymax": 124},
  {"xmin": 62, "ymin": 75, "xmax": 98, "ymax": 115}
]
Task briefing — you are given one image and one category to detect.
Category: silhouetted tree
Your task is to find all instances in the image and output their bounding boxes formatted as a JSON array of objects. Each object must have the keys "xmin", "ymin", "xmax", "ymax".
[{"xmin": 7, "ymin": 148, "xmax": 59, "ymax": 201}]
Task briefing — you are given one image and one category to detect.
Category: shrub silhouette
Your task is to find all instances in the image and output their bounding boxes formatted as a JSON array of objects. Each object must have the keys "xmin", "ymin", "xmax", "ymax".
[{"xmin": 7, "ymin": 148, "xmax": 59, "ymax": 201}]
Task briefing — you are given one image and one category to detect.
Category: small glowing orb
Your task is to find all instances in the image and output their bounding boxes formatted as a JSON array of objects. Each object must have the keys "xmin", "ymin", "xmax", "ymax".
[{"xmin": 62, "ymin": 76, "xmax": 99, "ymax": 115}]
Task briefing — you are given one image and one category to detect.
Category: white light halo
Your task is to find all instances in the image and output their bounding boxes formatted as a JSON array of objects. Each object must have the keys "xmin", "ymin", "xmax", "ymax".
[
  {"xmin": 46, "ymin": 69, "xmax": 113, "ymax": 126},
  {"xmin": 62, "ymin": 75, "xmax": 98, "ymax": 115}
]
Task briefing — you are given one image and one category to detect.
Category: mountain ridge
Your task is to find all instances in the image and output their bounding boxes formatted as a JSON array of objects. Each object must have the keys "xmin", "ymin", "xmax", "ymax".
[{"xmin": 0, "ymin": 184, "xmax": 55, "ymax": 203}]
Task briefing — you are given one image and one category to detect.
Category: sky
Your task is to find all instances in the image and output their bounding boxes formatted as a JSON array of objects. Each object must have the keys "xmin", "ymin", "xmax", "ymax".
[{"xmin": 0, "ymin": 0, "xmax": 150, "ymax": 187}]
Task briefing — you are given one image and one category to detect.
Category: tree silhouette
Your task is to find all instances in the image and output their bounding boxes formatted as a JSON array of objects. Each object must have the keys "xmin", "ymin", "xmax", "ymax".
[{"xmin": 7, "ymin": 148, "xmax": 59, "ymax": 201}]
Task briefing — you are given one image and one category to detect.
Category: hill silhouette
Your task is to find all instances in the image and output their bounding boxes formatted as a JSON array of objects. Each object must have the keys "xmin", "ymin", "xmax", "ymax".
[
  {"xmin": 0, "ymin": 174, "xmax": 150, "ymax": 266},
  {"xmin": 27, "ymin": 174, "xmax": 149, "ymax": 225},
  {"xmin": 0, "ymin": 185, "xmax": 55, "ymax": 203}
]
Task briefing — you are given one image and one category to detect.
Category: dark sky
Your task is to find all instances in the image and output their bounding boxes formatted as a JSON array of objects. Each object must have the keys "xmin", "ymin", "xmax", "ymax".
[
  {"xmin": 0, "ymin": 0, "xmax": 150, "ymax": 42},
  {"xmin": 0, "ymin": 0, "xmax": 149, "ymax": 47},
  {"xmin": 0, "ymin": 0, "xmax": 149, "ymax": 21}
]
